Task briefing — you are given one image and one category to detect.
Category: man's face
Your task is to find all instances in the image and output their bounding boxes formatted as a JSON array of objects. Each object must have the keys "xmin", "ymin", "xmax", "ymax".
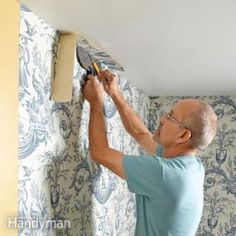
[
  {"xmin": 153, "ymin": 110, "xmax": 182, "ymax": 147},
  {"xmin": 153, "ymin": 100, "xmax": 197, "ymax": 148}
]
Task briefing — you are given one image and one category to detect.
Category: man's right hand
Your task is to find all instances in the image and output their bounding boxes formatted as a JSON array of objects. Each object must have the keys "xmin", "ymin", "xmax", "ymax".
[{"xmin": 98, "ymin": 70, "xmax": 120, "ymax": 98}]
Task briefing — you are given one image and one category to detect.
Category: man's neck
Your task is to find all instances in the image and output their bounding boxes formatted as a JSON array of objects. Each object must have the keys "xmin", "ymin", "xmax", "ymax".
[{"xmin": 163, "ymin": 146, "xmax": 196, "ymax": 159}]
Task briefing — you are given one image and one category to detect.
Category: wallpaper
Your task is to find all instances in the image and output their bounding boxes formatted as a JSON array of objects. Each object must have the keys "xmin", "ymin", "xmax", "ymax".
[
  {"xmin": 19, "ymin": 6, "xmax": 150, "ymax": 236},
  {"xmin": 149, "ymin": 96, "xmax": 236, "ymax": 236}
]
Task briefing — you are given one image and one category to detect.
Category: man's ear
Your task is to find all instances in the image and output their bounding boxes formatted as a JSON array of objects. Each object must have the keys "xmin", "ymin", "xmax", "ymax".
[{"xmin": 176, "ymin": 129, "xmax": 192, "ymax": 144}]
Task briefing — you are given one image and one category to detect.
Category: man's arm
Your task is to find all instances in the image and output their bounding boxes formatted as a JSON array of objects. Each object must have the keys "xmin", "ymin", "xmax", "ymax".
[
  {"xmin": 83, "ymin": 76, "xmax": 126, "ymax": 179},
  {"xmin": 111, "ymin": 91, "xmax": 158, "ymax": 155},
  {"xmin": 100, "ymin": 71, "xmax": 158, "ymax": 155},
  {"xmin": 89, "ymin": 104, "xmax": 126, "ymax": 179}
]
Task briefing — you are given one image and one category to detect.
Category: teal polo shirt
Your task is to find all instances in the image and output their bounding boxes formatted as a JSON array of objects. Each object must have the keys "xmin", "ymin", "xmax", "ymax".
[{"xmin": 123, "ymin": 146, "xmax": 205, "ymax": 236}]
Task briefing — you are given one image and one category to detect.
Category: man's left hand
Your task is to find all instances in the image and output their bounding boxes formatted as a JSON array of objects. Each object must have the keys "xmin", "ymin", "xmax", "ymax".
[{"xmin": 82, "ymin": 74, "xmax": 104, "ymax": 105}]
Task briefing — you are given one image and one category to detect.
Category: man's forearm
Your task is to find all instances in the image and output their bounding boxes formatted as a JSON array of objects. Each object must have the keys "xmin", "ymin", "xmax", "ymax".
[
  {"xmin": 89, "ymin": 104, "xmax": 109, "ymax": 159},
  {"xmin": 111, "ymin": 91, "xmax": 150, "ymax": 137},
  {"xmin": 88, "ymin": 102, "xmax": 126, "ymax": 178}
]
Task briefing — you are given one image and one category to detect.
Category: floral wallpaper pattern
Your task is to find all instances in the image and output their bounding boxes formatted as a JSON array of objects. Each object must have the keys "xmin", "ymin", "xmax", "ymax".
[
  {"xmin": 149, "ymin": 96, "xmax": 236, "ymax": 236},
  {"xmin": 19, "ymin": 6, "xmax": 150, "ymax": 236}
]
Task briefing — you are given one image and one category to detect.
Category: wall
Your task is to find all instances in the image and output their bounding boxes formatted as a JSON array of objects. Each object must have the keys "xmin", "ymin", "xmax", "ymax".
[
  {"xmin": 0, "ymin": 0, "xmax": 19, "ymax": 235},
  {"xmin": 149, "ymin": 96, "xmax": 236, "ymax": 236},
  {"xmin": 19, "ymin": 7, "xmax": 150, "ymax": 236}
]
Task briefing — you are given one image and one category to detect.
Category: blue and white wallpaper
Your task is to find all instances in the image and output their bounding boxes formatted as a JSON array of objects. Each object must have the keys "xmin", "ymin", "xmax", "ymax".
[
  {"xmin": 149, "ymin": 96, "xmax": 236, "ymax": 236},
  {"xmin": 19, "ymin": 6, "xmax": 150, "ymax": 236}
]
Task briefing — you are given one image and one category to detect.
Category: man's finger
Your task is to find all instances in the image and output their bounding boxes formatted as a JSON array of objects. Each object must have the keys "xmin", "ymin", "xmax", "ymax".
[
  {"xmin": 85, "ymin": 79, "xmax": 91, "ymax": 85},
  {"xmin": 101, "ymin": 77, "xmax": 107, "ymax": 88},
  {"xmin": 97, "ymin": 72, "xmax": 104, "ymax": 80},
  {"xmin": 104, "ymin": 70, "xmax": 114, "ymax": 78},
  {"xmin": 99, "ymin": 72, "xmax": 106, "ymax": 82},
  {"xmin": 100, "ymin": 70, "xmax": 107, "ymax": 77},
  {"xmin": 101, "ymin": 70, "xmax": 112, "ymax": 81},
  {"xmin": 105, "ymin": 69, "xmax": 113, "ymax": 76},
  {"xmin": 87, "ymin": 74, "xmax": 97, "ymax": 81}
]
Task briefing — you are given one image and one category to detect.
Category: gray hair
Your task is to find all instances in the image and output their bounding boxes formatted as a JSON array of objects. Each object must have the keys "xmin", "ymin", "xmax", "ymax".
[{"xmin": 184, "ymin": 100, "xmax": 217, "ymax": 150}]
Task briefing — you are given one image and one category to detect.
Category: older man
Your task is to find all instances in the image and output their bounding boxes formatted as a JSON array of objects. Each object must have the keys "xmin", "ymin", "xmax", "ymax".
[{"xmin": 82, "ymin": 70, "xmax": 217, "ymax": 236}]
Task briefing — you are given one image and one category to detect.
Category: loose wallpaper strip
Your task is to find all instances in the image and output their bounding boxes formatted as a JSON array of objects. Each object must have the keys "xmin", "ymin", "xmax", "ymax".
[
  {"xmin": 77, "ymin": 36, "xmax": 125, "ymax": 72},
  {"xmin": 19, "ymin": 6, "xmax": 150, "ymax": 236}
]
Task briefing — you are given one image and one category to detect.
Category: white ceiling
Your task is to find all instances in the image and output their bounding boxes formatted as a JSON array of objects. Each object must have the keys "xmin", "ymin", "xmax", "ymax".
[{"xmin": 21, "ymin": 0, "xmax": 236, "ymax": 96}]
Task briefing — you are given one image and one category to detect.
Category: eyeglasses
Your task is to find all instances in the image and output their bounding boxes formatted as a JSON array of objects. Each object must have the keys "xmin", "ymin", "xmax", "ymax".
[{"xmin": 164, "ymin": 113, "xmax": 190, "ymax": 130}]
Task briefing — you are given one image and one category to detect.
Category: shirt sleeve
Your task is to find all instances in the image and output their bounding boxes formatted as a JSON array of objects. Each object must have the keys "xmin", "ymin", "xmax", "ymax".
[{"xmin": 123, "ymin": 155, "xmax": 164, "ymax": 197}]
